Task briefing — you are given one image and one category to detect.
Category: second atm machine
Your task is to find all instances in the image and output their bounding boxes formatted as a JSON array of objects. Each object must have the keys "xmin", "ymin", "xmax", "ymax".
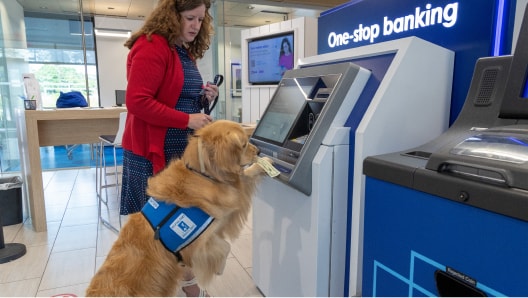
[
  {"xmin": 250, "ymin": 37, "xmax": 454, "ymax": 297},
  {"xmin": 362, "ymin": 4, "xmax": 528, "ymax": 297}
]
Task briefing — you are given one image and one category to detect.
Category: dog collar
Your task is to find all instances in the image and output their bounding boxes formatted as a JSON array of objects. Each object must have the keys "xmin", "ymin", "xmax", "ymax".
[{"xmin": 141, "ymin": 197, "xmax": 214, "ymax": 259}]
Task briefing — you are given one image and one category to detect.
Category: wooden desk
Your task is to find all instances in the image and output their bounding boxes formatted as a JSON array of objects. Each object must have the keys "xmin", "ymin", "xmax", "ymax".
[{"xmin": 19, "ymin": 108, "xmax": 126, "ymax": 232}]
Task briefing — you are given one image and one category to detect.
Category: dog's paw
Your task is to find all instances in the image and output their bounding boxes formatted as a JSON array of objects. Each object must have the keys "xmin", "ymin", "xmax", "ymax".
[{"xmin": 256, "ymin": 157, "xmax": 280, "ymax": 177}]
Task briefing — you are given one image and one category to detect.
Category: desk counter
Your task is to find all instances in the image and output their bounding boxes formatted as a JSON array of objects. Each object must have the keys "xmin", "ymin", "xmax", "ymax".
[{"xmin": 18, "ymin": 108, "xmax": 126, "ymax": 232}]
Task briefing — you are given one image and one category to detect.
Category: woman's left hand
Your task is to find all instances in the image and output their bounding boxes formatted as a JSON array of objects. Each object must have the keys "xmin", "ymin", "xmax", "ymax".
[{"xmin": 203, "ymin": 83, "xmax": 219, "ymax": 103}]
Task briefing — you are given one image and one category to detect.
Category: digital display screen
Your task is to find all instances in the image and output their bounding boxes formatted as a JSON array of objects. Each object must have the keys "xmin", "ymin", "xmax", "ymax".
[
  {"xmin": 248, "ymin": 32, "xmax": 294, "ymax": 85},
  {"xmin": 252, "ymin": 77, "xmax": 306, "ymax": 144}
]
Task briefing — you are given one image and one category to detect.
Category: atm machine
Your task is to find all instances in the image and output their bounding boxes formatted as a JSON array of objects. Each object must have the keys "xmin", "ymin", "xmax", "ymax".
[
  {"xmin": 250, "ymin": 37, "xmax": 454, "ymax": 297},
  {"xmin": 361, "ymin": 4, "xmax": 528, "ymax": 297}
]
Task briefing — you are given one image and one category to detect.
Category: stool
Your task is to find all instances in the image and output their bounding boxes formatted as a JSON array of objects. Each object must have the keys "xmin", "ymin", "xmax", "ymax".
[{"xmin": 96, "ymin": 111, "xmax": 127, "ymax": 233}]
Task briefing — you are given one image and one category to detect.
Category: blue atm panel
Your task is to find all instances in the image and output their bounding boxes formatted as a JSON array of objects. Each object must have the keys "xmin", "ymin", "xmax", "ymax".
[{"xmin": 363, "ymin": 178, "xmax": 528, "ymax": 296}]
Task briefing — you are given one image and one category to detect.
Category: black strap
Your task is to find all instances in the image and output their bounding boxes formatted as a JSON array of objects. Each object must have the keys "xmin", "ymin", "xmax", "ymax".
[
  {"xmin": 153, "ymin": 205, "xmax": 180, "ymax": 240},
  {"xmin": 204, "ymin": 74, "xmax": 223, "ymax": 115}
]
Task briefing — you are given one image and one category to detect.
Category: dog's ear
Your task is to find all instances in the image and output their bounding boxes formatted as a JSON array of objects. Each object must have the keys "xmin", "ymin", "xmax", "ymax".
[{"xmin": 202, "ymin": 129, "xmax": 245, "ymax": 182}]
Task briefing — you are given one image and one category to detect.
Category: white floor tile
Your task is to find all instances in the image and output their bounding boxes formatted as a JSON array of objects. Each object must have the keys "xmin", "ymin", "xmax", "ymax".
[
  {"xmin": 39, "ymin": 247, "xmax": 96, "ymax": 291},
  {"xmin": 60, "ymin": 205, "xmax": 98, "ymax": 227},
  {"xmin": 207, "ymin": 257, "xmax": 263, "ymax": 297},
  {"xmin": 94, "ymin": 256, "xmax": 106, "ymax": 274},
  {"xmin": 41, "ymin": 171, "xmax": 55, "ymax": 188},
  {"xmin": 95, "ymin": 225, "xmax": 119, "ymax": 257},
  {"xmin": 0, "ymin": 244, "xmax": 52, "ymax": 283},
  {"xmin": 13, "ymin": 221, "xmax": 60, "ymax": 247},
  {"xmin": 230, "ymin": 233, "xmax": 253, "ymax": 269},
  {"xmin": 0, "ymin": 277, "xmax": 40, "ymax": 297},
  {"xmin": 36, "ymin": 282, "xmax": 90, "ymax": 297},
  {"xmin": 44, "ymin": 204, "xmax": 67, "ymax": 223},
  {"xmin": 52, "ymin": 223, "xmax": 98, "ymax": 253},
  {"xmin": 44, "ymin": 191, "xmax": 71, "ymax": 208},
  {"xmin": 66, "ymin": 192, "xmax": 98, "ymax": 209},
  {"xmin": 44, "ymin": 179, "xmax": 76, "ymax": 193},
  {"xmin": 1, "ymin": 222, "xmax": 23, "ymax": 243},
  {"xmin": 71, "ymin": 180, "xmax": 97, "ymax": 195}
]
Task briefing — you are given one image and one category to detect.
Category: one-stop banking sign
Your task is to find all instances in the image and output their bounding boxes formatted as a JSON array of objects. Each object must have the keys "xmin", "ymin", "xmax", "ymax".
[{"xmin": 318, "ymin": 0, "xmax": 516, "ymax": 124}]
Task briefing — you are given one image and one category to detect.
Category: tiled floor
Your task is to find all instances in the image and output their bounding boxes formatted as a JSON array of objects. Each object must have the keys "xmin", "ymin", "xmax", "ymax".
[{"xmin": 0, "ymin": 168, "xmax": 263, "ymax": 297}]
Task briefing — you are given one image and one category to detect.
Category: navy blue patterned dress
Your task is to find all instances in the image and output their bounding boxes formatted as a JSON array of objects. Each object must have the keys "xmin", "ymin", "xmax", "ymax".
[{"xmin": 120, "ymin": 45, "xmax": 204, "ymax": 215}]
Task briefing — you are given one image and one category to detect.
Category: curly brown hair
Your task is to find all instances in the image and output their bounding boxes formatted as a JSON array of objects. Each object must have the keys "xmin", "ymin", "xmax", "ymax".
[{"xmin": 124, "ymin": 0, "xmax": 213, "ymax": 59}]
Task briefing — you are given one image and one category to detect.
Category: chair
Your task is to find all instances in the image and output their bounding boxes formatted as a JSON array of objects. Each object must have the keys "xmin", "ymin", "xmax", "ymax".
[{"xmin": 96, "ymin": 111, "xmax": 127, "ymax": 233}]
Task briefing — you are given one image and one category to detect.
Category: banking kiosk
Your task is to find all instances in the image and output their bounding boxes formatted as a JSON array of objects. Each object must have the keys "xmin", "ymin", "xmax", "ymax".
[
  {"xmin": 362, "ymin": 4, "xmax": 528, "ymax": 297},
  {"xmin": 250, "ymin": 37, "xmax": 454, "ymax": 296}
]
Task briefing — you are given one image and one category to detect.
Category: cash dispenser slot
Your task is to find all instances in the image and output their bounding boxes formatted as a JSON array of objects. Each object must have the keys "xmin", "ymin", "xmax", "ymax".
[{"xmin": 426, "ymin": 127, "xmax": 528, "ymax": 190}]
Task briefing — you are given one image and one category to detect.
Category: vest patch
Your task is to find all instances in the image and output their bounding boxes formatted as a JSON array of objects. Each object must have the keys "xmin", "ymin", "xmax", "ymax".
[{"xmin": 171, "ymin": 213, "xmax": 197, "ymax": 239}]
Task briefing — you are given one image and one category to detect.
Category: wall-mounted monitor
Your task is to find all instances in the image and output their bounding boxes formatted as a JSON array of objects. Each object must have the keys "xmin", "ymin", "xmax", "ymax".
[{"xmin": 248, "ymin": 31, "xmax": 294, "ymax": 85}]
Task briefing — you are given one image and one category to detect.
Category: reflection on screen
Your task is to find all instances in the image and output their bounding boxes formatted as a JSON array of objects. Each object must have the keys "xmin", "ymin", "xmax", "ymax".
[{"xmin": 253, "ymin": 78, "xmax": 307, "ymax": 144}]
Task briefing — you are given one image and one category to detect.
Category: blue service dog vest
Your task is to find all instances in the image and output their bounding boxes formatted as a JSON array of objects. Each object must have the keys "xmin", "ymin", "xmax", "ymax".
[{"xmin": 141, "ymin": 197, "xmax": 214, "ymax": 256}]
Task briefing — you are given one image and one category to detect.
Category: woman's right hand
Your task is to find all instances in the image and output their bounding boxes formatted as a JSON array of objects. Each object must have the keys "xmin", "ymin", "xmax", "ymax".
[{"xmin": 188, "ymin": 113, "xmax": 213, "ymax": 130}]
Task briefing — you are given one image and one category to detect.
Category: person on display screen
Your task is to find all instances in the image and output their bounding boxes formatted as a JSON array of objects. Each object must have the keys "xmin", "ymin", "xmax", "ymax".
[{"xmin": 279, "ymin": 37, "xmax": 294, "ymax": 75}]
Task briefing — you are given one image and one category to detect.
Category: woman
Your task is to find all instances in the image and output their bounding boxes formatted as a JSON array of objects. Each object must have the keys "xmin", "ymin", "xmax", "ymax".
[
  {"xmin": 120, "ymin": 0, "xmax": 218, "ymax": 296},
  {"xmin": 279, "ymin": 37, "xmax": 294, "ymax": 74}
]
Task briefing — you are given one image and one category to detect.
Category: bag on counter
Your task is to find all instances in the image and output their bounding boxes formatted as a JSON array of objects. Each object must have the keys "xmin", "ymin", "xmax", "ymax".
[{"xmin": 56, "ymin": 91, "xmax": 88, "ymax": 108}]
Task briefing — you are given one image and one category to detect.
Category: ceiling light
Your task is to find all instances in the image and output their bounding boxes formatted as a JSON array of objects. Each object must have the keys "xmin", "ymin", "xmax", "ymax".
[{"xmin": 94, "ymin": 28, "xmax": 131, "ymax": 38}]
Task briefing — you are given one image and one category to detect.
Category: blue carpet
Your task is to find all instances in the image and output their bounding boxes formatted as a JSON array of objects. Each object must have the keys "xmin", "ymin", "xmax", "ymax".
[{"xmin": 39, "ymin": 144, "xmax": 123, "ymax": 170}]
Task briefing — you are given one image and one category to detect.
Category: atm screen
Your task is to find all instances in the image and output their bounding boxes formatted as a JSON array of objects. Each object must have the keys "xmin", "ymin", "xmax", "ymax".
[
  {"xmin": 253, "ymin": 74, "xmax": 342, "ymax": 146},
  {"xmin": 499, "ymin": 3, "xmax": 528, "ymax": 117},
  {"xmin": 252, "ymin": 78, "xmax": 308, "ymax": 145}
]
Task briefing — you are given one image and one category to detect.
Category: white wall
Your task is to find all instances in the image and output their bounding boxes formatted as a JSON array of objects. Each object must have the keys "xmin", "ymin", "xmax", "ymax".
[
  {"xmin": 94, "ymin": 17, "xmax": 143, "ymax": 107},
  {"xmin": 221, "ymin": 26, "xmax": 243, "ymax": 121},
  {"xmin": 241, "ymin": 17, "xmax": 318, "ymax": 123}
]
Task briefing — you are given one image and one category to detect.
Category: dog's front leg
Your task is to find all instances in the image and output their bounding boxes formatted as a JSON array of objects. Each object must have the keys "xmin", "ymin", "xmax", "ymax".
[
  {"xmin": 243, "ymin": 163, "xmax": 264, "ymax": 177},
  {"xmin": 215, "ymin": 239, "xmax": 231, "ymax": 275}
]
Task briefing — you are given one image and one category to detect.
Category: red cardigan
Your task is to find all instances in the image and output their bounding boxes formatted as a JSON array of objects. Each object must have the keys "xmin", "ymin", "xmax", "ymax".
[{"xmin": 122, "ymin": 34, "xmax": 188, "ymax": 174}]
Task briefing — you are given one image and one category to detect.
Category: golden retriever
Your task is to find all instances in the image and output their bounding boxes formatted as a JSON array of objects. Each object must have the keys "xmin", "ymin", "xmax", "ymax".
[{"xmin": 86, "ymin": 120, "xmax": 269, "ymax": 296}]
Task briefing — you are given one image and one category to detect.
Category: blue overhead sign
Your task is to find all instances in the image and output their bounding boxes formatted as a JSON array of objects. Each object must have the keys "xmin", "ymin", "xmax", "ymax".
[{"xmin": 318, "ymin": 0, "xmax": 516, "ymax": 124}]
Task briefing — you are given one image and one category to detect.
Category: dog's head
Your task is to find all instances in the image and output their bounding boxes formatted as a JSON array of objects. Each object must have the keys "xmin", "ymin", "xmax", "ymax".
[{"xmin": 182, "ymin": 120, "xmax": 259, "ymax": 183}]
